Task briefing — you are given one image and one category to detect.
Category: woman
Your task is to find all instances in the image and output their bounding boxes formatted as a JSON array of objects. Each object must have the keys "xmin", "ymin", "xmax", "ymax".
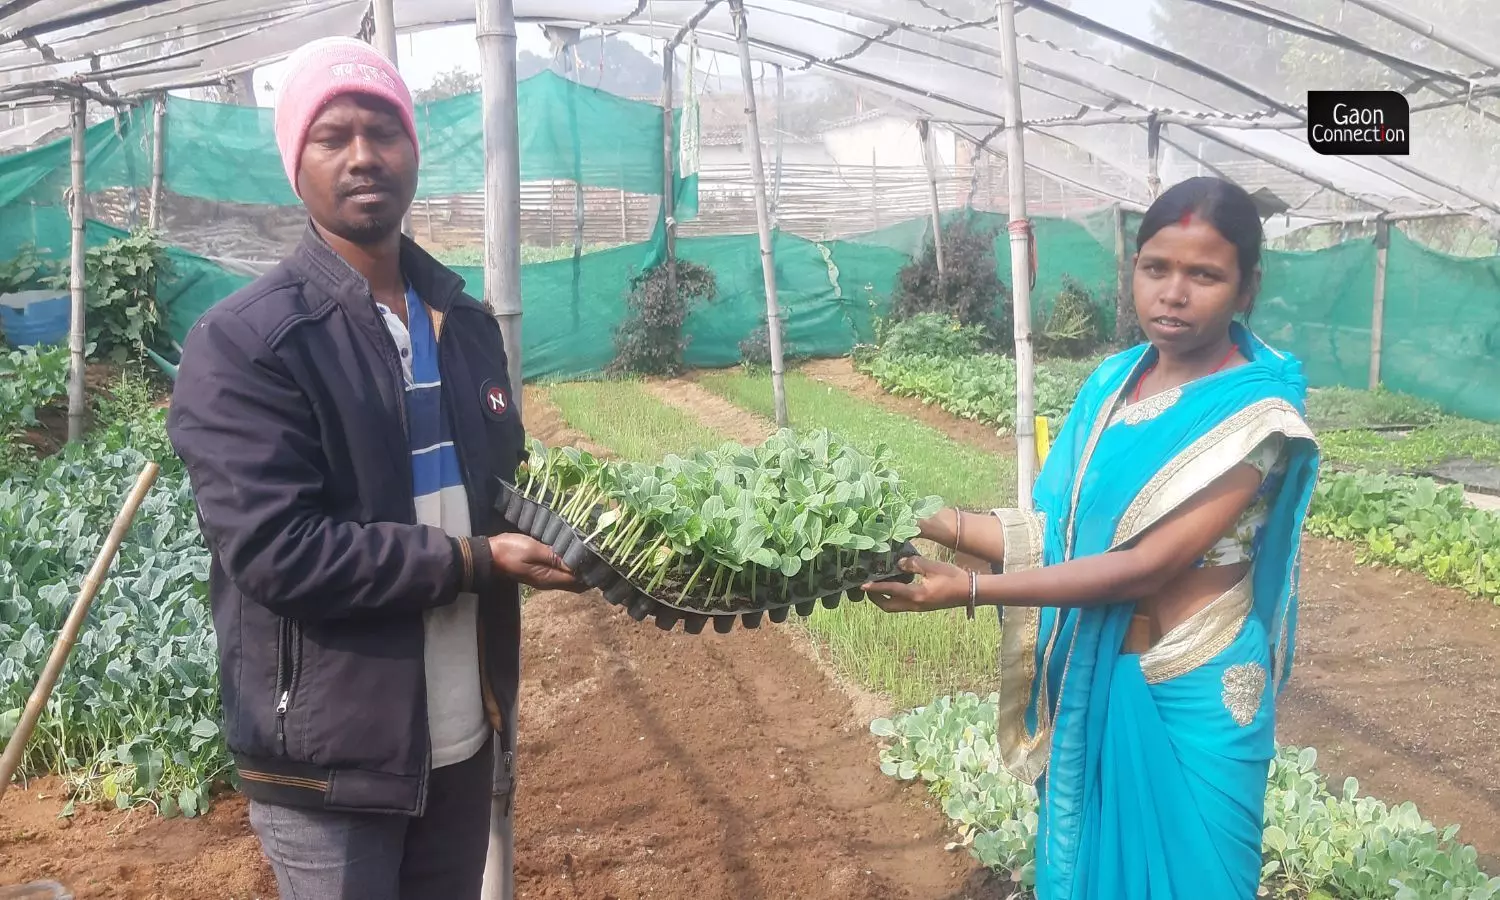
[{"xmin": 863, "ymin": 176, "xmax": 1321, "ymax": 899}]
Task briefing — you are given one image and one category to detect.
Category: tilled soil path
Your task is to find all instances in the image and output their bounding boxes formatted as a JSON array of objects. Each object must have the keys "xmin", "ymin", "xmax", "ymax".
[{"xmin": 511, "ymin": 590, "xmax": 989, "ymax": 900}]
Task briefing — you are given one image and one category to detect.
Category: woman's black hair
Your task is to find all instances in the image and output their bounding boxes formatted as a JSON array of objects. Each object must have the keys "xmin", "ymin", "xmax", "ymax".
[{"xmin": 1135, "ymin": 176, "xmax": 1264, "ymax": 311}]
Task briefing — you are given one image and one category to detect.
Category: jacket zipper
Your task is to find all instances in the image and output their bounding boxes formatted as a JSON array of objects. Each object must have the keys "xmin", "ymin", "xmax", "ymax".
[
  {"xmin": 369, "ymin": 287, "xmax": 413, "ymax": 485},
  {"xmin": 503, "ymin": 748, "xmax": 516, "ymax": 817},
  {"xmin": 274, "ymin": 617, "xmax": 302, "ymax": 754}
]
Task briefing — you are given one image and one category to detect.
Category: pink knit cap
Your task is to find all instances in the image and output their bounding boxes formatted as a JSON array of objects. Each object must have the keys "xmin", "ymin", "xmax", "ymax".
[{"xmin": 273, "ymin": 36, "xmax": 420, "ymax": 198}]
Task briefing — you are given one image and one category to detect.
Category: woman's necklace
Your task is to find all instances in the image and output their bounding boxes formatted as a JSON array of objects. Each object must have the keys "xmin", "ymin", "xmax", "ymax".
[{"xmin": 1131, "ymin": 342, "xmax": 1239, "ymax": 404}]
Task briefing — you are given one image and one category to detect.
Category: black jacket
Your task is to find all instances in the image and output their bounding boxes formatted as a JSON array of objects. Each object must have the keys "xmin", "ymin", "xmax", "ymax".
[{"xmin": 167, "ymin": 226, "xmax": 526, "ymax": 815}]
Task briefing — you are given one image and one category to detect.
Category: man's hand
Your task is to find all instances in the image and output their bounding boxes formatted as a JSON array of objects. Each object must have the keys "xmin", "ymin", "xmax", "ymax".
[{"xmin": 488, "ymin": 534, "xmax": 587, "ymax": 592}]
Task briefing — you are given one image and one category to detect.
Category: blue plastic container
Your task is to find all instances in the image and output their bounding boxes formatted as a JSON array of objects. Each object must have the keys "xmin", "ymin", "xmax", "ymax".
[{"xmin": 0, "ymin": 290, "xmax": 69, "ymax": 347}]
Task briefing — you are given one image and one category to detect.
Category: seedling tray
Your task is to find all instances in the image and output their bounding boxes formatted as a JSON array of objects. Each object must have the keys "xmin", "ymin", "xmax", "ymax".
[{"xmin": 495, "ymin": 478, "xmax": 916, "ymax": 634}]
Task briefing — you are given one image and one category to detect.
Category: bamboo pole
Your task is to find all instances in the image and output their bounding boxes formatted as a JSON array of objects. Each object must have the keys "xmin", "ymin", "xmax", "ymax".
[
  {"xmin": 1368, "ymin": 215, "xmax": 1390, "ymax": 390},
  {"xmin": 729, "ymin": 0, "xmax": 789, "ymax": 428},
  {"xmin": 771, "ymin": 64, "xmax": 784, "ymax": 227},
  {"xmin": 148, "ymin": 94, "xmax": 165, "ymax": 231},
  {"xmin": 477, "ymin": 0, "xmax": 521, "ymax": 892},
  {"xmin": 66, "ymin": 96, "xmax": 87, "ymax": 445},
  {"xmin": 1114, "ymin": 203, "xmax": 1133, "ymax": 344},
  {"xmin": 477, "ymin": 0, "xmax": 523, "ymax": 418},
  {"xmin": 372, "ymin": 0, "xmax": 399, "ymax": 62},
  {"xmin": 0, "ymin": 462, "xmax": 160, "ymax": 801},
  {"xmin": 919, "ymin": 119, "xmax": 946, "ymax": 281},
  {"xmin": 370, "ymin": 0, "xmax": 411, "ymax": 238},
  {"xmin": 1146, "ymin": 113, "xmax": 1162, "ymax": 200},
  {"xmin": 560, "ymin": 51, "xmax": 584, "ymax": 330},
  {"xmin": 660, "ymin": 41, "xmax": 678, "ymax": 321},
  {"xmin": 997, "ymin": 0, "xmax": 1038, "ymax": 508}
]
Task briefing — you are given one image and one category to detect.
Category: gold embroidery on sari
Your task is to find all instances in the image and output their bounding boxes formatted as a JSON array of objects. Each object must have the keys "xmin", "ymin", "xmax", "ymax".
[
  {"xmin": 1221, "ymin": 662, "xmax": 1267, "ymax": 726},
  {"xmin": 1119, "ymin": 387, "xmax": 1182, "ymax": 426},
  {"xmin": 1138, "ymin": 574, "xmax": 1252, "ymax": 684}
]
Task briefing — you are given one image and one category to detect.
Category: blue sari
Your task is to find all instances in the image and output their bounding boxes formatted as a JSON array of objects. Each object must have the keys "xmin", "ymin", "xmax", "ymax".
[{"xmin": 991, "ymin": 324, "xmax": 1320, "ymax": 899}]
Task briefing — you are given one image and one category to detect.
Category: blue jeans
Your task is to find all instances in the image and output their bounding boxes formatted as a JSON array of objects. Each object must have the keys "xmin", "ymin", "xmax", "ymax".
[{"xmin": 247, "ymin": 737, "xmax": 511, "ymax": 900}]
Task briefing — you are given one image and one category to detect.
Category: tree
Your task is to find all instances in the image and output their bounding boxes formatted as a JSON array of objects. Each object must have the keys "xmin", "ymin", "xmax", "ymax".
[
  {"xmin": 520, "ymin": 36, "xmax": 664, "ymax": 97},
  {"xmin": 415, "ymin": 68, "xmax": 480, "ymax": 104}
]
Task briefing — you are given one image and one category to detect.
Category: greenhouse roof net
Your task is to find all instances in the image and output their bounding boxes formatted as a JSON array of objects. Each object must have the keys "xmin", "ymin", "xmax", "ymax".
[{"xmin": 0, "ymin": 0, "xmax": 1495, "ymax": 223}]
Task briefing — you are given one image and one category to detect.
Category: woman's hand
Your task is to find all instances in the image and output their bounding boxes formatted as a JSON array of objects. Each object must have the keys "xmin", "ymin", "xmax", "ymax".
[
  {"xmin": 861, "ymin": 556, "xmax": 972, "ymax": 613},
  {"xmin": 488, "ymin": 533, "xmax": 587, "ymax": 592},
  {"xmin": 916, "ymin": 507, "xmax": 957, "ymax": 545}
]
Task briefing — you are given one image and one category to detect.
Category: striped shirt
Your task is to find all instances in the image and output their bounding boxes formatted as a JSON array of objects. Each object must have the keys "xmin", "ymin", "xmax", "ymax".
[{"xmin": 377, "ymin": 285, "xmax": 489, "ymax": 770}]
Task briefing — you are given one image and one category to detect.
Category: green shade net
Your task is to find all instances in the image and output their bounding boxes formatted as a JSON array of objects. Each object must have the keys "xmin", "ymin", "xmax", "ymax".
[
  {"xmin": 156, "ymin": 72, "xmax": 695, "ymax": 208},
  {"xmin": 1381, "ymin": 230, "xmax": 1500, "ymax": 421},
  {"xmin": 1253, "ymin": 238, "xmax": 1376, "ymax": 390}
]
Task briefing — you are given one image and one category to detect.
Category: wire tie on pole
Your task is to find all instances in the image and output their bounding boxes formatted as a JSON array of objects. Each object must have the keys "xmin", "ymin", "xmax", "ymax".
[{"xmin": 1008, "ymin": 217, "xmax": 1038, "ymax": 289}]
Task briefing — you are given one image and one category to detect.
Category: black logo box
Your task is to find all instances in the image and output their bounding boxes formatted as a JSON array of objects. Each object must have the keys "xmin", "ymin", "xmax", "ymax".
[{"xmin": 1307, "ymin": 91, "xmax": 1410, "ymax": 156}]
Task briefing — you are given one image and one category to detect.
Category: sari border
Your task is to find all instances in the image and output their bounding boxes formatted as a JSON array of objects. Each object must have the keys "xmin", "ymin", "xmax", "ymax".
[
  {"xmin": 992, "ymin": 508, "xmax": 1045, "ymax": 573},
  {"xmin": 997, "ymin": 604, "xmax": 1049, "ymax": 784},
  {"xmin": 1110, "ymin": 398, "xmax": 1318, "ymax": 550},
  {"xmin": 992, "ymin": 509, "xmax": 1048, "ymax": 782},
  {"xmin": 1138, "ymin": 572, "xmax": 1253, "ymax": 684}
]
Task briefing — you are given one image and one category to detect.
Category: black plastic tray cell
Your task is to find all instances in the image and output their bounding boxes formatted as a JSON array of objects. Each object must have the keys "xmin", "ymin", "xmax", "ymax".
[
  {"xmin": 538, "ymin": 509, "xmax": 566, "ymax": 546},
  {"xmin": 493, "ymin": 478, "xmax": 915, "ymax": 634},
  {"xmin": 515, "ymin": 498, "xmax": 537, "ymax": 535}
]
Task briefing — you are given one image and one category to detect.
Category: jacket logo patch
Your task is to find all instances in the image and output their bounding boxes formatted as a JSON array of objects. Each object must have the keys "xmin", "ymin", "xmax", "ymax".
[{"xmin": 483, "ymin": 382, "xmax": 510, "ymax": 419}]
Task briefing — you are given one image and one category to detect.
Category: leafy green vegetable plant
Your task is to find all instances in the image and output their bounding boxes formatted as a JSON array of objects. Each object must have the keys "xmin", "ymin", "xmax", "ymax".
[
  {"xmin": 875, "ymin": 312, "xmax": 991, "ymax": 360},
  {"xmin": 515, "ymin": 428, "xmax": 942, "ymax": 611},
  {"xmin": 0, "ymin": 244, "xmax": 56, "ymax": 322},
  {"xmin": 872, "ymin": 692, "xmax": 1498, "ymax": 899},
  {"xmin": 1, "ymin": 395, "xmax": 227, "ymax": 818},
  {"xmin": 855, "ymin": 350, "xmax": 1097, "ymax": 433},
  {"xmin": 1307, "ymin": 386, "xmax": 1443, "ymax": 431},
  {"xmin": 1307, "ymin": 471, "xmax": 1500, "ymax": 603},
  {"xmin": 45, "ymin": 230, "xmax": 172, "ymax": 364},
  {"xmin": 0, "ymin": 343, "xmax": 69, "ymax": 462},
  {"xmin": 1318, "ymin": 421, "xmax": 1500, "ymax": 475}
]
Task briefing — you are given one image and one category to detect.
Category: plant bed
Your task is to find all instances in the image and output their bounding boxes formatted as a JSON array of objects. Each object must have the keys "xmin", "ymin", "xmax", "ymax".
[{"xmin": 494, "ymin": 430, "xmax": 939, "ymax": 632}]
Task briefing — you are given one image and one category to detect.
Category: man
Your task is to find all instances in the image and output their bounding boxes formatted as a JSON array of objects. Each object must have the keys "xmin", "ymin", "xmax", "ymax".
[{"xmin": 167, "ymin": 36, "xmax": 581, "ymax": 899}]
